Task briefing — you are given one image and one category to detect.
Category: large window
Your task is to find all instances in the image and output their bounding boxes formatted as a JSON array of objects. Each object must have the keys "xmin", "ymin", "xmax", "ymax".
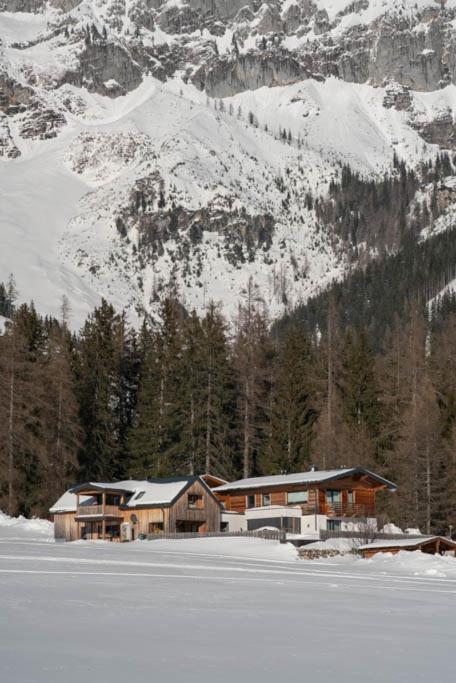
[
  {"xmin": 287, "ymin": 491, "xmax": 309, "ymax": 504},
  {"xmin": 325, "ymin": 490, "xmax": 341, "ymax": 504},
  {"xmin": 262, "ymin": 493, "xmax": 271, "ymax": 506},
  {"xmin": 246, "ymin": 494, "xmax": 256, "ymax": 509}
]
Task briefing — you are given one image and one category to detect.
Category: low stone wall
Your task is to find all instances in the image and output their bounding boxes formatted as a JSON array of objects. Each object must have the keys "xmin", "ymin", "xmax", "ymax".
[{"xmin": 298, "ymin": 548, "xmax": 357, "ymax": 560}]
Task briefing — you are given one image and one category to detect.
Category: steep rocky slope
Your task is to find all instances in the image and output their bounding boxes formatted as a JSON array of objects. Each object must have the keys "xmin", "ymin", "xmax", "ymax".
[{"xmin": 1, "ymin": 0, "xmax": 456, "ymax": 324}]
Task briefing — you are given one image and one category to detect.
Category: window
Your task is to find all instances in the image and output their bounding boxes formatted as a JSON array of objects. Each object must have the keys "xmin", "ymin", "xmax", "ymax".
[
  {"xmin": 246, "ymin": 494, "xmax": 255, "ymax": 509},
  {"xmin": 287, "ymin": 490, "xmax": 308, "ymax": 504},
  {"xmin": 148, "ymin": 522, "xmax": 164, "ymax": 534},
  {"xmin": 262, "ymin": 493, "xmax": 271, "ymax": 506},
  {"xmin": 135, "ymin": 491, "xmax": 145, "ymax": 501},
  {"xmin": 327, "ymin": 519, "xmax": 341, "ymax": 531},
  {"xmin": 106, "ymin": 524, "xmax": 120, "ymax": 538},
  {"xmin": 106, "ymin": 494, "xmax": 121, "ymax": 506},
  {"xmin": 188, "ymin": 494, "xmax": 203, "ymax": 509},
  {"xmin": 347, "ymin": 490, "xmax": 354, "ymax": 504},
  {"xmin": 325, "ymin": 489, "xmax": 341, "ymax": 504}
]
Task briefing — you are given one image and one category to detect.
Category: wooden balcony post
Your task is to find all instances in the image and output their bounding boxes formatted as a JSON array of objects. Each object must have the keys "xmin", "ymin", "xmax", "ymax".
[{"xmin": 102, "ymin": 492, "xmax": 106, "ymax": 515}]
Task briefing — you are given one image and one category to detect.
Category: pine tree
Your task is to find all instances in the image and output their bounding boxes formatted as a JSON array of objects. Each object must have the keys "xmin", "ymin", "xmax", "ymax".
[
  {"xmin": 175, "ymin": 303, "xmax": 235, "ymax": 478},
  {"xmin": 128, "ymin": 297, "xmax": 184, "ymax": 477},
  {"xmin": 337, "ymin": 329, "xmax": 381, "ymax": 466}
]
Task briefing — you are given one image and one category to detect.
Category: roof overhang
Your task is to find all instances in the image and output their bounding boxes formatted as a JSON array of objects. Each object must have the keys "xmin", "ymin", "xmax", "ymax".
[{"xmin": 214, "ymin": 468, "xmax": 397, "ymax": 494}]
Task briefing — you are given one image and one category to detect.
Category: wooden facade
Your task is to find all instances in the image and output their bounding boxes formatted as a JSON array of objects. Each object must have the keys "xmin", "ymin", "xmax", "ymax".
[
  {"xmin": 359, "ymin": 536, "xmax": 456, "ymax": 559},
  {"xmin": 215, "ymin": 472, "xmax": 386, "ymax": 518},
  {"xmin": 52, "ymin": 477, "xmax": 221, "ymax": 542}
]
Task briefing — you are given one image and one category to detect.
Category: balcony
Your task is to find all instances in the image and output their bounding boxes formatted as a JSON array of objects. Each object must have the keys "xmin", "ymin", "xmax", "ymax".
[
  {"xmin": 299, "ymin": 502, "xmax": 375, "ymax": 518},
  {"xmin": 75, "ymin": 504, "xmax": 123, "ymax": 519}
]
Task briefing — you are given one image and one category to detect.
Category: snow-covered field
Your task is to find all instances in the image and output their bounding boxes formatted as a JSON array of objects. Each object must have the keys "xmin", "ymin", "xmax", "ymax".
[{"xmin": 0, "ymin": 517, "xmax": 455, "ymax": 682}]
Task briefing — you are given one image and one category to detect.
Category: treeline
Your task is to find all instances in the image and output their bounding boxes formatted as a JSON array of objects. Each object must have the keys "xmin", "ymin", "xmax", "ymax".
[
  {"xmin": 1, "ymin": 278, "xmax": 456, "ymax": 534},
  {"xmin": 277, "ymin": 225, "xmax": 456, "ymax": 350},
  {"xmin": 312, "ymin": 152, "xmax": 455, "ymax": 254}
]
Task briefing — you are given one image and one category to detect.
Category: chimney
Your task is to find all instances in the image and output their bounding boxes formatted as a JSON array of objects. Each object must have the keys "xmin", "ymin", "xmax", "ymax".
[{"xmin": 309, "ymin": 464, "xmax": 318, "ymax": 472}]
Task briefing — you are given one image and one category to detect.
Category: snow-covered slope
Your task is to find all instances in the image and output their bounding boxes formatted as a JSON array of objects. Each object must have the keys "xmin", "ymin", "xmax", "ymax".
[{"xmin": 2, "ymin": 1, "xmax": 456, "ymax": 324}]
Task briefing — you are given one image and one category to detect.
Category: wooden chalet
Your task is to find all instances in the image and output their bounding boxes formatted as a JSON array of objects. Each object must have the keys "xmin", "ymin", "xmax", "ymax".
[
  {"xmin": 214, "ymin": 467, "xmax": 396, "ymax": 534},
  {"xmin": 50, "ymin": 476, "xmax": 221, "ymax": 542},
  {"xmin": 359, "ymin": 536, "xmax": 456, "ymax": 558}
]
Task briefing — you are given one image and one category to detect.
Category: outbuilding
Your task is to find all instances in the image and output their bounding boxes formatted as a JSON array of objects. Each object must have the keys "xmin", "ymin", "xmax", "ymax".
[{"xmin": 359, "ymin": 536, "xmax": 456, "ymax": 558}]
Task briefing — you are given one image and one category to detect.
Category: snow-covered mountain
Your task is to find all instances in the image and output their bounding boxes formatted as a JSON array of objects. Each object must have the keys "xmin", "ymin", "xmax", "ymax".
[{"xmin": 2, "ymin": 0, "xmax": 456, "ymax": 325}]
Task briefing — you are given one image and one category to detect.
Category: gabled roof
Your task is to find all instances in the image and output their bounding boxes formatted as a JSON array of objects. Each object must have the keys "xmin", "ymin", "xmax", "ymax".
[
  {"xmin": 200, "ymin": 473, "xmax": 229, "ymax": 488},
  {"xmin": 213, "ymin": 468, "xmax": 397, "ymax": 493},
  {"xmin": 50, "ymin": 476, "xmax": 216, "ymax": 513},
  {"xmin": 359, "ymin": 536, "xmax": 456, "ymax": 551}
]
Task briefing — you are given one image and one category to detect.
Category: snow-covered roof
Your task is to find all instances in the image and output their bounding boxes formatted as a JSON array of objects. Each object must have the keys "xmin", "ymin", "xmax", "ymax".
[
  {"xmin": 213, "ymin": 468, "xmax": 396, "ymax": 493},
  {"xmin": 359, "ymin": 536, "xmax": 456, "ymax": 551},
  {"xmin": 49, "ymin": 492, "xmax": 95, "ymax": 514},
  {"xmin": 50, "ymin": 477, "xmax": 200, "ymax": 513}
]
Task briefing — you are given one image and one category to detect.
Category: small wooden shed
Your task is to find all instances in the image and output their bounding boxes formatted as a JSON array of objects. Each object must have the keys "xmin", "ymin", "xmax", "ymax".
[{"xmin": 359, "ymin": 536, "xmax": 456, "ymax": 559}]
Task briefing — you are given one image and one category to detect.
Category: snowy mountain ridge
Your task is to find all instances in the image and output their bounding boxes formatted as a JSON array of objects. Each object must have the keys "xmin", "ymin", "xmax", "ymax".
[{"xmin": 2, "ymin": 1, "xmax": 456, "ymax": 324}]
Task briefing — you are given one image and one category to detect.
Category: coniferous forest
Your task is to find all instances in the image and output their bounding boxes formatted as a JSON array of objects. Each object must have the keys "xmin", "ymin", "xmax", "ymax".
[{"xmin": 2, "ymin": 272, "xmax": 456, "ymax": 536}]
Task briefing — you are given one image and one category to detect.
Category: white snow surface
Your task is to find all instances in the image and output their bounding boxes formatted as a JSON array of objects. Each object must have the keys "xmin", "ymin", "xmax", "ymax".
[
  {"xmin": 0, "ymin": 510, "xmax": 53, "ymax": 537},
  {"xmin": 1, "ymin": 518, "xmax": 456, "ymax": 681}
]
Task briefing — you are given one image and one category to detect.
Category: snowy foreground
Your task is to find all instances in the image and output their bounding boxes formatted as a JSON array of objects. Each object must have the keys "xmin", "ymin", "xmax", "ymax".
[{"xmin": 0, "ymin": 517, "xmax": 455, "ymax": 682}]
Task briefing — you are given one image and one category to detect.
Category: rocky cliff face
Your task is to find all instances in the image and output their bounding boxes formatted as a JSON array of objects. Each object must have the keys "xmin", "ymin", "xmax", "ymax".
[{"xmin": 2, "ymin": 1, "xmax": 456, "ymax": 323}]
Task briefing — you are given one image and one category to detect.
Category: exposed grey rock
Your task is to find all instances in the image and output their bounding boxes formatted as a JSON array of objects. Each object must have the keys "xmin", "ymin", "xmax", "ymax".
[
  {"xmin": 19, "ymin": 104, "xmax": 66, "ymax": 140},
  {"xmin": 193, "ymin": 51, "xmax": 309, "ymax": 97},
  {"xmin": 188, "ymin": 0, "xmax": 255, "ymax": 21},
  {"xmin": 413, "ymin": 109, "xmax": 456, "ymax": 148},
  {"xmin": 0, "ymin": 114, "xmax": 20, "ymax": 158},
  {"xmin": 0, "ymin": 71, "xmax": 35, "ymax": 115},
  {"xmin": 49, "ymin": 0, "xmax": 83, "ymax": 10},
  {"xmin": 383, "ymin": 82, "xmax": 412, "ymax": 111},
  {"xmin": 368, "ymin": 14, "xmax": 446, "ymax": 91},
  {"xmin": 255, "ymin": 4, "xmax": 283, "ymax": 35},
  {"xmin": 64, "ymin": 42, "xmax": 143, "ymax": 97},
  {"xmin": 118, "ymin": 175, "xmax": 275, "ymax": 268},
  {"xmin": 158, "ymin": 5, "xmax": 200, "ymax": 34},
  {"xmin": 313, "ymin": 9, "xmax": 330, "ymax": 36},
  {"xmin": 0, "ymin": 0, "xmax": 46, "ymax": 11}
]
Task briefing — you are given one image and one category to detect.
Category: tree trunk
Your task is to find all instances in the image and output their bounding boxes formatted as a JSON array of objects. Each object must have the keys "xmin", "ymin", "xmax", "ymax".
[
  {"xmin": 205, "ymin": 351, "xmax": 212, "ymax": 474},
  {"xmin": 7, "ymin": 352, "xmax": 15, "ymax": 516},
  {"xmin": 243, "ymin": 379, "xmax": 250, "ymax": 479}
]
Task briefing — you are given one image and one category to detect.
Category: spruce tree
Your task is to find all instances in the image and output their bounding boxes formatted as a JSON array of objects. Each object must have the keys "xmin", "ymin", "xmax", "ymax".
[
  {"xmin": 260, "ymin": 327, "xmax": 316, "ymax": 474},
  {"xmin": 75, "ymin": 300, "xmax": 125, "ymax": 481}
]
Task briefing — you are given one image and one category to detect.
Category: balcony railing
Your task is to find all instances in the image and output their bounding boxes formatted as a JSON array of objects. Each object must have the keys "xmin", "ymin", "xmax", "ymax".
[
  {"xmin": 76, "ymin": 505, "xmax": 122, "ymax": 517},
  {"xmin": 299, "ymin": 502, "xmax": 375, "ymax": 518}
]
